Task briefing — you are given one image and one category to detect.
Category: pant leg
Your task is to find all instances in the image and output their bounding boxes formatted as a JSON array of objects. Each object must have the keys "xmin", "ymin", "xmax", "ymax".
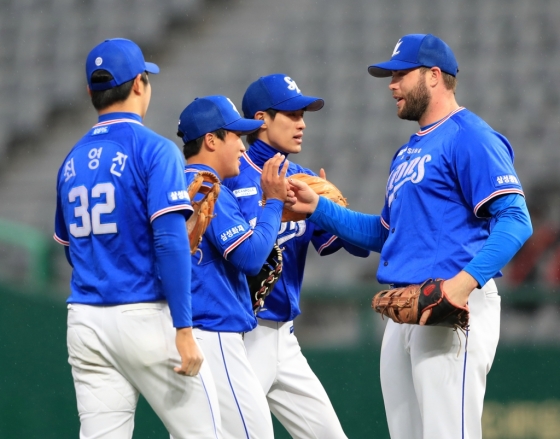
[
  {"xmin": 380, "ymin": 320, "xmax": 423, "ymax": 439},
  {"xmin": 409, "ymin": 280, "xmax": 500, "ymax": 439},
  {"xmin": 68, "ymin": 303, "xmax": 222, "ymax": 439},
  {"xmin": 256, "ymin": 320, "xmax": 348, "ymax": 439},
  {"xmin": 67, "ymin": 305, "xmax": 139, "ymax": 439},
  {"xmin": 195, "ymin": 329, "xmax": 273, "ymax": 439},
  {"xmin": 243, "ymin": 319, "xmax": 279, "ymax": 395}
]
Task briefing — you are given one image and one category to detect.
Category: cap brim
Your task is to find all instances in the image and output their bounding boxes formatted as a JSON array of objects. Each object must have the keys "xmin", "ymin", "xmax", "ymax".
[
  {"xmin": 368, "ymin": 60, "xmax": 422, "ymax": 77},
  {"xmin": 224, "ymin": 118, "xmax": 264, "ymax": 134},
  {"xmin": 145, "ymin": 62, "xmax": 160, "ymax": 74},
  {"xmin": 272, "ymin": 95, "xmax": 324, "ymax": 112}
]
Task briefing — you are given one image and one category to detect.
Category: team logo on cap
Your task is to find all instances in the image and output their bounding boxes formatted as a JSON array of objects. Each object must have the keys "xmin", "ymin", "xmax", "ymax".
[
  {"xmin": 95, "ymin": 57, "xmax": 103, "ymax": 66},
  {"xmin": 392, "ymin": 39, "xmax": 403, "ymax": 57},
  {"xmin": 284, "ymin": 77, "xmax": 301, "ymax": 93},
  {"xmin": 227, "ymin": 98, "xmax": 240, "ymax": 116}
]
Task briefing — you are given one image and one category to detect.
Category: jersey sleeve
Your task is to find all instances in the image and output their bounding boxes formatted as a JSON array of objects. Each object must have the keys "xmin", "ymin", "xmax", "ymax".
[
  {"xmin": 205, "ymin": 189, "xmax": 254, "ymax": 260},
  {"xmin": 453, "ymin": 130, "xmax": 524, "ymax": 218},
  {"xmin": 54, "ymin": 185, "xmax": 70, "ymax": 246},
  {"xmin": 145, "ymin": 139, "xmax": 193, "ymax": 222}
]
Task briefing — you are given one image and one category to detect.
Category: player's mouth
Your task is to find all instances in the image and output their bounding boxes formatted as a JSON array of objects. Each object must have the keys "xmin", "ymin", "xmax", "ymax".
[{"xmin": 293, "ymin": 134, "xmax": 303, "ymax": 144}]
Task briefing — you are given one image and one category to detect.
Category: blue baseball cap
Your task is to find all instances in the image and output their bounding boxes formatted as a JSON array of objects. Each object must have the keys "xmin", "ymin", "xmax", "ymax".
[
  {"xmin": 86, "ymin": 38, "xmax": 160, "ymax": 91},
  {"xmin": 242, "ymin": 73, "xmax": 324, "ymax": 119},
  {"xmin": 178, "ymin": 95, "xmax": 264, "ymax": 143},
  {"xmin": 368, "ymin": 34, "xmax": 458, "ymax": 78}
]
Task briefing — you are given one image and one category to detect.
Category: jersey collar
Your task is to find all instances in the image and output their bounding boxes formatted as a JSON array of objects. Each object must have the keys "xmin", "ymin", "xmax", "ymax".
[
  {"xmin": 95, "ymin": 112, "xmax": 143, "ymax": 127},
  {"xmin": 415, "ymin": 107, "xmax": 465, "ymax": 137},
  {"xmin": 246, "ymin": 139, "xmax": 286, "ymax": 168},
  {"xmin": 184, "ymin": 163, "xmax": 222, "ymax": 182}
]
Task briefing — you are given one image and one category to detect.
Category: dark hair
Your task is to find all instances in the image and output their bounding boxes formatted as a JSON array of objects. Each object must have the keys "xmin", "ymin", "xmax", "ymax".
[
  {"xmin": 246, "ymin": 108, "xmax": 278, "ymax": 145},
  {"xmin": 419, "ymin": 66, "xmax": 457, "ymax": 93},
  {"xmin": 90, "ymin": 70, "xmax": 149, "ymax": 111},
  {"xmin": 178, "ymin": 128, "xmax": 227, "ymax": 160}
]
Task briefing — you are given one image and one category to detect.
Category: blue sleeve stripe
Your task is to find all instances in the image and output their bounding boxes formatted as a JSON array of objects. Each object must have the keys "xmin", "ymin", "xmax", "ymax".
[
  {"xmin": 224, "ymin": 230, "xmax": 254, "ymax": 259},
  {"xmin": 150, "ymin": 204, "xmax": 193, "ymax": 223},
  {"xmin": 53, "ymin": 233, "xmax": 69, "ymax": 246},
  {"xmin": 474, "ymin": 189, "xmax": 524, "ymax": 217},
  {"xmin": 317, "ymin": 235, "xmax": 338, "ymax": 254}
]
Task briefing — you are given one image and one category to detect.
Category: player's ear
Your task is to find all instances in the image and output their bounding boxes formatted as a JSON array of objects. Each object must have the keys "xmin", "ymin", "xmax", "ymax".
[
  {"xmin": 204, "ymin": 132, "xmax": 217, "ymax": 151},
  {"xmin": 255, "ymin": 111, "xmax": 267, "ymax": 128},
  {"xmin": 86, "ymin": 86, "xmax": 92, "ymax": 97},
  {"xmin": 428, "ymin": 67, "xmax": 441, "ymax": 87},
  {"xmin": 131, "ymin": 73, "xmax": 144, "ymax": 95}
]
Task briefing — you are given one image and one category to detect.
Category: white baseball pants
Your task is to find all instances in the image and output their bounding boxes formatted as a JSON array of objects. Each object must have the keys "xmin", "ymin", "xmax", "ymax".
[
  {"xmin": 244, "ymin": 319, "xmax": 348, "ymax": 439},
  {"xmin": 380, "ymin": 279, "xmax": 500, "ymax": 439},
  {"xmin": 193, "ymin": 329, "xmax": 274, "ymax": 439},
  {"xmin": 67, "ymin": 302, "xmax": 222, "ymax": 439}
]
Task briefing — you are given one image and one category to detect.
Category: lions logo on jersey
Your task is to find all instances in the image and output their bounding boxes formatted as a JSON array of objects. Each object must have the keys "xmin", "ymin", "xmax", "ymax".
[{"xmin": 386, "ymin": 154, "xmax": 432, "ymax": 207}]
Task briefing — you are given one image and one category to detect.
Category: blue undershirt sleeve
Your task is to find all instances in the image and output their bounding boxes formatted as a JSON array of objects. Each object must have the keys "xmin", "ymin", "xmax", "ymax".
[
  {"xmin": 227, "ymin": 199, "xmax": 283, "ymax": 275},
  {"xmin": 152, "ymin": 212, "xmax": 192, "ymax": 328},
  {"xmin": 308, "ymin": 196, "xmax": 389, "ymax": 253},
  {"xmin": 463, "ymin": 193, "xmax": 533, "ymax": 287}
]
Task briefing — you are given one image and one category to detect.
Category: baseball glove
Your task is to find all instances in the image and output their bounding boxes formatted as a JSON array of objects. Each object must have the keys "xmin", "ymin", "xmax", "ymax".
[
  {"xmin": 186, "ymin": 171, "xmax": 220, "ymax": 257},
  {"xmin": 371, "ymin": 279, "xmax": 469, "ymax": 329},
  {"xmin": 282, "ymin": 173, "xmax": 348, "ymax": 222},
  {"xmin": 247, "ymin": 243, "xmax": 283, "ymax": 315}
]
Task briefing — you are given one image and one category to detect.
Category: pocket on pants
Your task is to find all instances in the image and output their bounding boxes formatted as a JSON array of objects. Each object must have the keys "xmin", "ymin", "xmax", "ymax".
[{"xmin": 118, "ymin": 305, "xmax": 171, "ymax": 367}]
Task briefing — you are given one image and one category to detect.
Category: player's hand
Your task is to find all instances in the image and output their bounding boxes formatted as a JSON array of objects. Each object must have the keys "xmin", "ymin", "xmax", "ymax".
[
  {"xmin": 419, "ymin": 271, "xmax": 477, "ymax": 325},
  {"xmin": 286, "ymin": 177, "xmax": 320, "ymax": 215},
  {"xmin": 319, "ymin": 168, "xmax": 326, "ymax": 180},
  {"xmin": 174, "ymin": 327, "xmax": 204, "ymax": 376},
  {"xmin": 261, "ymin": 153, "xmax": 289, "ymax": 202}
]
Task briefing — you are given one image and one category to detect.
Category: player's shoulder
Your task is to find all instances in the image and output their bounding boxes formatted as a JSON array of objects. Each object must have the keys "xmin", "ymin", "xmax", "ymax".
[{"xmin": 452, "ymin": 109, "xmax": 511, "ymax": 145}]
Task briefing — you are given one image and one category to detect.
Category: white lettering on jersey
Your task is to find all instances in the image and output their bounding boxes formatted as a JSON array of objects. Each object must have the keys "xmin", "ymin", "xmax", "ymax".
[
  {"xmin": 233, "ymin": 187, "xmax": 258, "ymax": 197},
  {"xmin": 220, "ymin": 224, "xmax": 246, "ymax": 242},
  {"xmin": 277, "ymin": 220, "xmax": 306, "ymax": 245},
  {"xmin": 284, "ymin": 76, "xmax": 301, "ymax": 93},
  {"xmin": 92, "ymin": 127, "xmax": 108, "ymax": 135},
  {"xmin": 386, "ymin": 154, "xmax": 432, "ymax": 207},
  {"xmin": 64, "ymin": 158, "xmax": 76, "ymax": 182},
  {"xmin": 496, "ymin": 174, "xmax": 519, "ymax": 185},
  {"xmin": 88, "ymin": 147, "xmax": 103, "ymax": 170},
  {"xmin": 110, "ymin": 152, "xmax": 128, "ymax": 177}
]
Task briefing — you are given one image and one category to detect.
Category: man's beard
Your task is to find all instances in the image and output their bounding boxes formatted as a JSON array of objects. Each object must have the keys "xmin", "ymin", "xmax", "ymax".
[{"xmin": 398, "ymin": 77, "xmax": 431, "ymax": 121}]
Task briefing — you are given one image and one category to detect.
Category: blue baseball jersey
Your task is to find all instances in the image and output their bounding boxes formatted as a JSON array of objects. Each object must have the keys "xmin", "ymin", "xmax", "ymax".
[
  {"xmin": 222, "ymin": 140, "xmax": 346, "ymax": 322},
  {"xmin": 54, "ymin": 112, "xmax": 192, "ymax": 305},
  {"xmin": 378, "ymin": 107, "xmax": 524, "ymax": 285},
  {"xmin": 185, "ymin": 164, "xmax": 258, "ymax": 333}
]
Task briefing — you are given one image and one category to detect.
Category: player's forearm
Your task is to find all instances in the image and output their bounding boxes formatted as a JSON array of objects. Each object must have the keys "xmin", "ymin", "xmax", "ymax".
[
  {"xmin": 153, "ymin": 213, "xmax": 193, "ymax": 327},
  {"xmin": 309, "ymin": 196, "xmax": 387, "ymax": 252},
  {"xmin": 228, "ymin": 199, "xmax": 283, "ymax": 275},
  {"xmin": 463, "ymin": 195, "xmax": 532, "ymax": 287}
]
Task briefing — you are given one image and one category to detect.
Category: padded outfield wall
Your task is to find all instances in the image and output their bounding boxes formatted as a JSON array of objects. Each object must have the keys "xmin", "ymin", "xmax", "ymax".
[{"xmin": 1, "ymin": 283, "xmax": 559, "ymax": 439}]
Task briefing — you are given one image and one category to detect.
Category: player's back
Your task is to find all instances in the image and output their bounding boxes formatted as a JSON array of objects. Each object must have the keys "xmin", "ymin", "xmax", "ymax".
[{"xmin": 55, "ymin": 112, "xmax": 190, "ymax": 305}]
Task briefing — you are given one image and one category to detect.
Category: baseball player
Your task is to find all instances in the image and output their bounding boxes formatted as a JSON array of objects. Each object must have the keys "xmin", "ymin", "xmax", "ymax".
[
  {"xmin": 286, "ymin": 34, "xmax": 533, "ymax": 439},
  {"xmin": 222, "ymin": 74, "xmax": 370, "ymax": 439},
  {"xmin": 53, "ymin": 39, "xmax": 222, "ymax": 438},
  {"xmin": 177, "ymin": 95, "xmax": 293, "ymax": 439}
]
